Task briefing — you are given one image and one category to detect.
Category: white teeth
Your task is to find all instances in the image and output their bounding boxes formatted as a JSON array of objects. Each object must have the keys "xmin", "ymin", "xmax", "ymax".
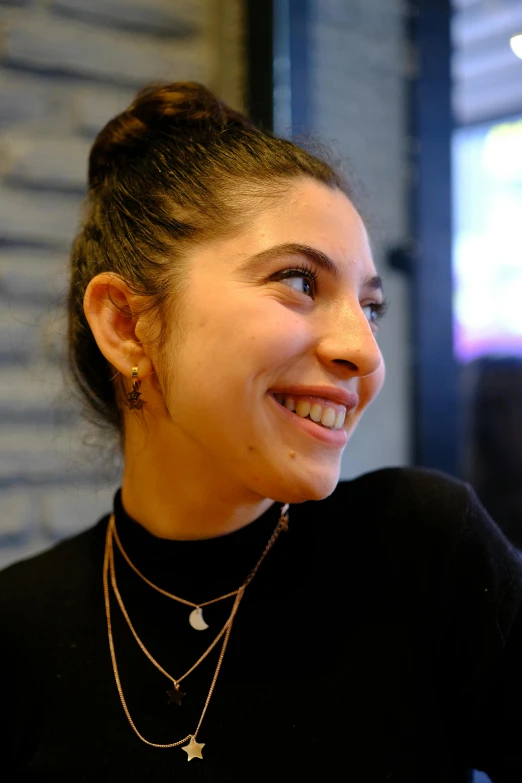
[
  {"xmin": 334, "ymin": 409, "xmax": 346, "ymax": 429},
  {"xmin": 309, "ymin": 403, "xmax": 323, "ymax": 422},
  {"xmin": 284, "ymin": 397, "xmax": 295, "ymax": 412},
  {"xmin": 321, "ymin": 407, "xmax": 336, "ymax": 428},
  {"xmin": 272, "ymin": 392, "xmax": 348, "ymax": 431},
  {"xmin": 295, "ymin": 399, "xmax": 311, "ymax": 418}
]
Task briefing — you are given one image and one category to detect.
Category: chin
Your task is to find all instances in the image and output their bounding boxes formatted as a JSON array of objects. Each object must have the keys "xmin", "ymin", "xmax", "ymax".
[{"xmin": 265, "ymin": 468, "xmax": 341, "ymax": 506}]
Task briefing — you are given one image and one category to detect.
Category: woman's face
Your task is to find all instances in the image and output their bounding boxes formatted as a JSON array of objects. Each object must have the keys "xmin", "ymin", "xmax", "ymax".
[{"xmin": 142, "ymin": 178, "xmax": 386, "ymax": 504}]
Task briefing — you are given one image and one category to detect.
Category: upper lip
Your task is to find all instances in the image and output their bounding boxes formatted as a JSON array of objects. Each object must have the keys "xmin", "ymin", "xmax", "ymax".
[{"xmin": 269, "ymin": 385, "xmax": 359, "ymax": 410}]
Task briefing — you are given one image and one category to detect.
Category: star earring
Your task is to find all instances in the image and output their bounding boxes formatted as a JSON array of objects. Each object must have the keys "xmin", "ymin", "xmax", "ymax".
[{"xmin": 126, "ymin": 366, "xmax": 145, "ymax": 410}]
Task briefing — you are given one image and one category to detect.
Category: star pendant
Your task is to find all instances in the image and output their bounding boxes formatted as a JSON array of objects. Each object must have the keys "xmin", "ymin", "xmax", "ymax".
[
  {"xmin": 166, "ymin": 683, "xmax": 186, "ymax": 706},
  {"xmin": 182, "ymin": 735, "xmax": 205, "ymax": 761},
  {"xmin": 127, "ymin": 389, "xmax": 143, "ymax": 410}
]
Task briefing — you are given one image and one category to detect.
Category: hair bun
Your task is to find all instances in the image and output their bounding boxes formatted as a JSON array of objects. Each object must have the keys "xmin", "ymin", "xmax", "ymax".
[
  {"xmin": 88, "ymin": 81, "xmax": 254, "ymax": 190},
  {"xmin": 129, "ymin": 82, "xmax": 252, "ymax": 130}
]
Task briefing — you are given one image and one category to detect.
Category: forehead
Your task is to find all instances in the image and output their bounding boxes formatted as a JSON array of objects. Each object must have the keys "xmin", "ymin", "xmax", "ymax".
[
  {"xmin": 229, "ymin": 179, "xmax": 374, "ymax": 271},
  {"xmin": 188, "ymin": 178, "xmax": 377, "ymax": 281}
]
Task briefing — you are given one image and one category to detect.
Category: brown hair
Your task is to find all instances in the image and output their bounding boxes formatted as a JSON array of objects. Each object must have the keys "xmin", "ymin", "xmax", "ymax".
[{"xmin": 67, "ymin": 81, "xmax": 354, "ymax": 447}]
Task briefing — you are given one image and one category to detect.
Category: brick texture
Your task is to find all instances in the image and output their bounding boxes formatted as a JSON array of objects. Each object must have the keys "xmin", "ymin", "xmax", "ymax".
[
  {"xmin": 1, "ymin": 11, "xmax": 210, "ymax": 86},
  {"xmin": 309, "ymin": 0, "xmax": 410, "ymax": 480},
  {"xmin": 0, "ymin": 0, "xmax": 245, "ymax": 569}
]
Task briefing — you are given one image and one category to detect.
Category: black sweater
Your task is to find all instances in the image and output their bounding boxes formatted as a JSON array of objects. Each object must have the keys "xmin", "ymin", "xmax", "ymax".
[{"xmin": 1, "ymin": 467, "xmax": 522, "ymax": 782}]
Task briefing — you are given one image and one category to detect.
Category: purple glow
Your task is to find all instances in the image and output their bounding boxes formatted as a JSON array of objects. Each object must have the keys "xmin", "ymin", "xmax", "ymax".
[{"xmin": 452, "ymin": 116, "xmax": 522, "ymax": 363}]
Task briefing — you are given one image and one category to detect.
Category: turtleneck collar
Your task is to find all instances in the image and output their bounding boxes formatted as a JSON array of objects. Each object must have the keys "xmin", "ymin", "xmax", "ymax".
[{"xmin": 110, "ymin": 489, "xmax": 288, "ymax": 602}]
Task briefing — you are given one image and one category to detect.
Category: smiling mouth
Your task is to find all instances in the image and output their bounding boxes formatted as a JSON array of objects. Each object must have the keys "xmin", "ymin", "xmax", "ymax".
[{"xmin": 271, "ymin": 393, "xmax": 346, "ymax": 430}]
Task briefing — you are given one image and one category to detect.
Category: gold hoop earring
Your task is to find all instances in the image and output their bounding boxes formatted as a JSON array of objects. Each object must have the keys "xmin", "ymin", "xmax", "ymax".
[{"xmin": 126, "ymin": 366, "xmax": 145, "ymax": 410}]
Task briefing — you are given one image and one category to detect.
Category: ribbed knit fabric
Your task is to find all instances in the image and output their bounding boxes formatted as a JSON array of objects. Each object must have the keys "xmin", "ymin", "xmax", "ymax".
[{"xmin": 1, "ymin": 466, "xmax": 522, "ymax": 782}]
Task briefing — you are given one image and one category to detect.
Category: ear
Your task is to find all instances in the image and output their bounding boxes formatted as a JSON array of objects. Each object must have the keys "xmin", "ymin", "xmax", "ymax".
[{"xmin": 83, "ymin": 273, "xmax": 154, "ymax": 380}]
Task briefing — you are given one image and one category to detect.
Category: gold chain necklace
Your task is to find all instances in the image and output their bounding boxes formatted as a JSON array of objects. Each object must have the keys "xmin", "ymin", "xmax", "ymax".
[
  {"xmin": 103, "ymin": 503, "xmax": 290, "ymax": 761},
  {"xmin": 108, "ymin": 515, "xmax": 240, "ymax": 704},
  {"xmin": 112, "ymin": 520, "xmax": 239, "ymax": 630}
]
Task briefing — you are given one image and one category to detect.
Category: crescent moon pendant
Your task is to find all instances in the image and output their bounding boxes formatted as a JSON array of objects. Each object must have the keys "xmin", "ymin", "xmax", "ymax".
[{"xmin": 189, "ymin": 606, "xmax": 209, "ymax": 631}]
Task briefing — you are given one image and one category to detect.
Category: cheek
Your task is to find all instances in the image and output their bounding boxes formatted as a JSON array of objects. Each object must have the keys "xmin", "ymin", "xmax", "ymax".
[{"xmin": 225, "ymin": 307, "xmax": 306, "ymax": 364}]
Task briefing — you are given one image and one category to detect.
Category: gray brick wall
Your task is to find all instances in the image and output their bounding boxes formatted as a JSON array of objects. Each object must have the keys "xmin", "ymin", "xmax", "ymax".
[
  {"xmin": 309, "ymin": 0, "xmax": 411, "ymax": 480},
  {"xmin": 0, "ymin": 0, "xmax": 245, "ymax": 569}
]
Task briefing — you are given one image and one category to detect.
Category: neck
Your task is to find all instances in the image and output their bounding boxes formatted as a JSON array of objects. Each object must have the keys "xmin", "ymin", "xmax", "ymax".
[{"xmin": 121, "ymin": 428, "xmax": 276, "ymax": 541}]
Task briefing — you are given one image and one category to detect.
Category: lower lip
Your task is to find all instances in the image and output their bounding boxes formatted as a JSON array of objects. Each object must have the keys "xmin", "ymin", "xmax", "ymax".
[{"xmin": 267, "ymin": 393, "xmax": 348, "ymax": 447}]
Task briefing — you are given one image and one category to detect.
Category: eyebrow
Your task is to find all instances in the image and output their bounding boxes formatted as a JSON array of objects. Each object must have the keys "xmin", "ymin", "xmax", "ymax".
[{"xmin": 241, "ymin": 242, "xmax": 383, "ymax": 293}]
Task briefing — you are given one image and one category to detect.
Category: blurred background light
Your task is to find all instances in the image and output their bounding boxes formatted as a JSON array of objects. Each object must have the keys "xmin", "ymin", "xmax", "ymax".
[
  {"xmin": 452, "ymin": 114, "xmax": 522, "ymax": 363},
  {"xmin": 510, "ymin": 33, "xmax": 522, "ymax": 59}
]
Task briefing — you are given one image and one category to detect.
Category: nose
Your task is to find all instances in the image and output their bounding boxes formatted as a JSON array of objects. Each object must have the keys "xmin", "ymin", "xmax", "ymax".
[{"xmin": 316, "ymin": 300, "xmax": 383, "ymax": 378}]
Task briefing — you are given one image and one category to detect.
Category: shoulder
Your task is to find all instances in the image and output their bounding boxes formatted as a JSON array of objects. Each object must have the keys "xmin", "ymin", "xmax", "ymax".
[
  {"xmin": 334, "ymin": 465, "xmax": 470, "ymax": 519},
  {"xmin": 324, "ymin": 466, "xmax": 474, "ymax": 562},
  {"xmin": 0, "ymin": 515, "xmax": 109, "ymax": 620},
  {"xmin": 332, "ymin": 465, "xmax": 521, "ymax": 568},
  {"xmin": 346, "ymin": 465, "xmax": 469, "ymax": 514}
]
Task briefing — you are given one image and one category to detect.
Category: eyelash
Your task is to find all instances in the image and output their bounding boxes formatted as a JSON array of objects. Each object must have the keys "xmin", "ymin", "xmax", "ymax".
[{"xmin": 272, "ymin": 263, "xmax": 390, "ymax": 325}]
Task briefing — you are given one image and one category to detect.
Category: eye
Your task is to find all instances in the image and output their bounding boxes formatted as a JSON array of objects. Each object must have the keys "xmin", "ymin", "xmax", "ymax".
[
  {"xmin": 271, "ymin": 264, "xmax": 318, "ymax": 298},
  {"xmin": 270, "ymin": 265, "xmax": 390, "ymax": 326},
  {"xmin": 362, "ymin": 300, "xmax": 389, "ymax": 328}
]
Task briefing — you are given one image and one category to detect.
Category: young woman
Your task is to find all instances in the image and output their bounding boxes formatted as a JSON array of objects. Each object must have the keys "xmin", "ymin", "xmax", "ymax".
[{"xmin": 1, "ymin": 82, "xmax": 520, "ymax": 782}]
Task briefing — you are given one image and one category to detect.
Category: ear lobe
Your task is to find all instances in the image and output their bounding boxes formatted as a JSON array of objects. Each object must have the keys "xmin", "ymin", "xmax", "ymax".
[{"xmin": 83, "ymin": 273, "xmax": 152, "ymax": 377}]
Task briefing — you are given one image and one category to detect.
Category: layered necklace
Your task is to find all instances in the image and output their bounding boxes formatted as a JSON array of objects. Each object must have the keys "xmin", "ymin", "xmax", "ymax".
[{"xmin": 103, "ymin": 503, "xmax": 290, "ymax": 761}]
